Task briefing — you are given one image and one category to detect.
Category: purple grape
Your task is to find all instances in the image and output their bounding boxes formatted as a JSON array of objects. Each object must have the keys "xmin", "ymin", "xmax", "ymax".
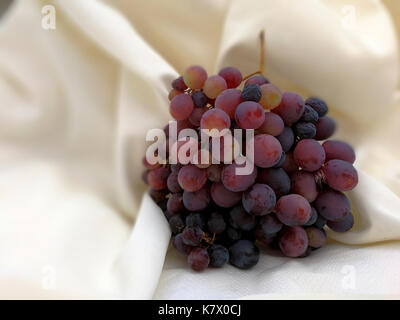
[
  {"xmin": 305, "ymin": 227, "xmax": 326, "ymax": 249},
  {"xmin": 276, "ymin": 194, "xmax": 312, "ymax": 226},
  {"xmin": 211, "ymin": 182, "xmax": 242, "ymax": 208},
  {"xmin": 276, "ymin": 126, "xmax": 295, "ymax": 152},
  {"xmin": 167, "ymin": 193, "xmax": 185, "ymax": 214},
  {"xmin": 171, "ymin": 163, "xmax": 183, "ymax": 173},
  {"xmin": 149, "ymin": 188, "xmax": 167, "ymax": 203},
  {"xmin": 322, "ymin": 140, "xmax": 356, "ymax": 164},
  {"xmin": 178, "ymin": 165, "xmax": 207, "ymax": 192},
  {"xmin": 314, "ymin": 214, "xmax": 327, "ymax": 229},
  {"xmin": 169, "ymin": 215, "xmax": 185, "ymax": 235},
  {"xmin": 272, "ymin": 92, "xmax": 305, "ymax": 126},
  {"xmin": 300, "ymin": 105, "xmax": 319, "ymax": 123},
  {"xmin": 294, "ymin": 122, "xmax": 316, "ymax": 139},
  {"xmin": 304, "ymin": 207, "xmax": 318, "ymax": 226},
  {"xmin": 293, "ymin": 139, "xmax": 326, "ymax": 172},
  {"xmin": 254, "ymin": 229, "xmax": 277, "ymax": 246},
  {"xmin": 305, "ymin": 97, "xmax": 328, "ymax": 117},
  {"xmin": 314, "ymin": 116, "xmax": 336, "ymax": 140},
  {"xmin": 256, "ymin": 168, "xmax": 291, "ymax": 198},
  {"xmin": 273, "ymin": 152, "xmax": 286, "ymax": 168},
  {"xmin": 170, "ymin": 94, "xmax": 194, "ymax": 120},
  {"xmin": 258, "ymin": 112, "xmax": 285, "ymax": 136},
  {"xmin": 172, "ymin": 76, "xmax": 187, "ymax": 92},
  {"xmin": 189, "ymin": 106, "xmax": 208, "ymax": 126},
  {"xmin": 191, "ymin": 90, "xmax": 208, "ymax": 107},
  {"xmin": 290, "ymin": 171, "xmax": 318, "ymax": 202},
  {"xmin": 229, "ymin": 205, "xmax": 257, "ymax": 231},
  {"xmin": 251, "ymin": 134, "xmax": 282, "ymax": 168},
  {"xmin": 314, "ymin": 189, "xmax": 350, "ymax": 222},
  {"xmin": 278, "ymin": 226, "xmax": 308, "ymax": 257},
  {"xmin": 182, "ymin": 227, "xmax": 203, "ymax": 246},
  {"xmin": 225, "ymin": 227, "xmax": 242, "ymax": 243},
  {"xmin": 241, "ymin": 84, "xmax": 262, "ymax": 102},
  {"xmin": 147, "ymin": 167, "xmax": 170, "ymax": 190},
  {"xmin": 167, "ymin": 171, "xmax": 182, "ymax": 193},
  {"xmin": 218, "ymin": 67, "xmax": 242, "ymax": 89},
  {"xmin": 322, "ymin": 159, "xmax": 358, "ymax": 191},
  {"xmin": 229, "ymin": 240, "xmax": 260, "ymax": 269},
  {"xmin": 173, "ymin": 233, "xmax": 193, "ymax": 255},
  {"xmin": 242, "ymin": 184, "xmax": 276, "ymax": 216},
  {"xmin": 257, "ymin": 214, "xmax": 283, "ymax": 235},
  {"xmin": 207, "ymin": 211, "xmax": 226, "ymax": 234},
  {"xmin": 215, "ymin": 89, "xmax": 242, "ymax": 118},
  {"xmin": 221, "ymin": 161, "xmax": 257, "ymax": 192},
  {"xmin": 244, "ymin": 75, "xmax": 269, "ymax": 86},
  {"xmin": 186, "ymin": 213, "xmax": 206, "ymax": 229},
  {"xmin": 327, "ymin": 211, "xmax": 354, "ymax": 232},
  {"xmin": 208, "ymin": 244, "xmax": 229, "ymax": 267},
  {"xmin": 183, "ymin": 186, "xmax": 210, "ymax": 211},
  {"xmin": 188, "ymin": 248, "xmax": 209, "ymax": 271},
  {"xmin": 235, "ymin": 101, "xmax": 265, "ymax": 129},
  {"xmin": 281, "ymin": 153, "xmax": 298, "ymax": 175}
]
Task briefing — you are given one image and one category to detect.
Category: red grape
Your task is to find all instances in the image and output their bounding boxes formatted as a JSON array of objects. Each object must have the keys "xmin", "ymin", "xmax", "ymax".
[
  {"xmin": 211, "ymin": 182, "xmax": 242, "ymax": 208},
  {"xmin": 251, "ymin": 134, "xmax": 282, "ymax": 168},
  {"xmin": 218, "ymin": 67, "xmax": 242, "ymax": 88},
  {"xmin": 168, "ymin": 89, "xmax": 182, "ymax": 101},
  {"xmin": 276, "ymin": 126, "xmax": 295, "ymax": 152},
  {"xmin": 242, "ymin": 183, "xmax": 276, "ymax": 216},
  {"xmin": 200, "ymin": 108, "xmax": 231, "ymax": 135},
  {"xmin": 215, "ymin": 89, "xmax": 242, "ymax": 118},
  {"xmin": 183, "ymin": 186, "xmax": 211, "ymax": 211},
  {"xmin": 229, "ymin": 240, "xmax": 259, "ymax": 269},
  {"xmin": 229, "ymin": 205, "xmax": 257, "ymax": 231},
  {"xmin": 177, "ymin": 164, "xmax": 207, "ymax": 192},
  {"xmin": 244, "ymin": 75, "xmax": 269, "ymax": 86},
  {"xmin": 290, "ymin": 171, "xmax": 318, "ymax": 202},
  {"xmin": 235, "ymin": 101, "xmax": 265, "ymax": 129},
  {"xmin": 183, "ymin": 65, "xmax": 207, "ymax": 89},
  {"xmin": 170, "ymin": 94, "xmax": 194, "ymax": 120},
  {"xmin": 293, "ymin": 139, "xmax": 326, "ymax": 172},
  {"xmin": 207, "ymin": 211, "xmax": 226, "ymax": 234},
  {"xmin": 189, "ymin": 106, "xmax": 208, "ymax": 126},
  {"xmin": 203, "ymin": 75, "xmax": 227, "ymax": 99},
  {"xmin": 167, "ymin": 193, "xmax": 185, "ymax": 214},
  {"xmin": 278, "ymin": 226, "xmax": 308, "ymax": 258},
  {"xmin": 147, "ymin": 167, "xmax": 169, "ymax": 190},
  {"xmin": 314, "ymin": 189, "xmax": 350, "ymax": 221},
  {"xmin": 281, "ymin": 152, "xmax": 298, "ymax": 174},
  {"xmin": 276, "ymin": 194, "xmax": 311, "ymax": 226},
  {"xmin": 188, "ymin": 248, "xmax": 209, "ymax": 271},
  {"xmin": 272, "ymin": 92, "xmax": 305, "ymax": 126},
  {"xmin": 322, "ymin": 140, "xmax": 356, "ymax": 164},
  {"xmin": 314, "ymin": 116, "xmax": 336, "ymax": 140},
  {"xmin": 258, "ymin": 112, "xmax": 284, "ymax": 136},
  {"xmin": 172, "ymin": 76, "xmax": 187, "ymax": 92},
  {"xmin": 322, "ymin": 159, "xmax": 358, "ymax": 191},
  {"xmin": 256, "ymin": 168, "xmax": 291, "ymax": 198},
  {"xmin": 206, "ymin": 165, "xmax": 222, "ymax": 182},
  {"xmin": 167, "ymin": 171, "xmax": 182, "ymax": 193},
  {"xmin": 173, "ymin": 233, "xmax": 193, "ymax": 255},
  {"xmin": 221, "ymin": 161, "xmax": 257, "ymax": 192}
]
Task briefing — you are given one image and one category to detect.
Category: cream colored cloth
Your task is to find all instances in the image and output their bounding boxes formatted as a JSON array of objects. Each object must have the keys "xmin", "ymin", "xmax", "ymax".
[{"xmin": 0, "ymin": 0, "xmax": 399, "ymax": 299}]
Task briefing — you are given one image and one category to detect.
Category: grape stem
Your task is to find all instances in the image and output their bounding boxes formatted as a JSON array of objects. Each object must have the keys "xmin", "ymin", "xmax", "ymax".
[{"xmin": 242, "ymin": 30, "xmax": 265, "ymax": 81}]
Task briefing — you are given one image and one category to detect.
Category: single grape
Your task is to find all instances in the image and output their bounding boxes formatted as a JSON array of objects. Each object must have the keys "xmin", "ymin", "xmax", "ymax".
[
  {"xmin": 327, "ymin": 211, "xmax": 354, "ymax": 232},
  {"xmin": 177, "ymin": 164, "xmax": 207, "ymax": 192},
  {"xmin": 294, "ymin": 122, "xmax": 316, "ymax": 139},
  {"xmin": 229, "ymin": 205, "xmax": 257, "ymax": 231},
  {"xmin": 278, "ymin": 226, "xmax": 308, "ymax": 257},
  {"xmin": 211, "ymin": 182, "xmax": 242, "ymax": 208},
  {"xmin": 314, "ymin": 214, "xmax": 327, "ymax": 229},
  {"xmin": 206, "ymin": 165, "xmax": 222, "ymax": 182},
  {"xmin": 183, "ymin": 65, "xmax": 207, "ymax": 89},
  {"xmin": 241, "ymin": 84, "xmax": 262, "ymax": 102},
  {"xmin": 182, "ymin": 226, "xmax": 203, "ymax": 246},
  {"xmin": 258, "ymin": 112, "xmax": 284, "ymax": 136},
  {"xmin": 225, "ymin": 227, "xmax": 242, "ymax": 243},
  {"xmin": 304, "ymin": 206, "xmax": 318, "ymax": 226},
  {"xmin": 314, "ymin": 189, "xmax": 350, "ymax": 221},
  {"xmin": 149, "ymin": 188, "xmax": 168, "ymax": 203},
  {"xmin": 147, "ymin": 167, "xmax": 170, "ymax": 190},
  {"xmin": 189, "ymin": 106, "xmax": 208, "ymax": 126},
  {"xmin": 305, "ymin": 97, "xmax": 328, "ymax": 117},
  {"xmin": 229, "ymin": 240, "xmax": 260, "ymax": 269},
  {"xmin": 290, "ymin": 171, "xmax": 318, "ymax": 202},
  {"xmin": 172, "ymin": 76, "xmax": 188, "ymax": 92},
  {"xmin": 256, "ymin": 168, "xmax": 291, "ymax": 198},
  {"xmin": 191, "ymin": 90, "xmax": 208, "ymax": 107},
  {"xmin": 168, "ymin": 89, "xmax": 182, "ymax": 101},
  {"xmin": 272, "ymin": 92, "xmax": 305, "ymax": 126},
  {"xmin": 208, "ymin": 244, "xmax": 229, "ymax": 267},
  {"xmin": 173, "ymin": 233, "xmax": 193, "ymax": 255},
  {"xmin": 257, "ymin": 214, "xmax": 283, "ymax": 235},
  {"xmin": 235, "ymin": 101, "xmax": 265, "ymax": 129},
  {"xmin": 183, "ymin": 186, "xmax": 211, "ymax": 211},
  {"xmin": 322, "ymin": 140, "xmax": 356, "ymax": 164},
  {"xmin": 170, "ymin": 94, "xmax": 194, "ymax": 120},
  {"xmin": 276, "ymin": 194, "xmax": 312, "ymax": 226},
  {"xmin": 259, "ymin": 83, "xmax": 282, "ymax": 110},
  {"xmin": 323, "ymin": 159, "xmax": 358, "ymax": 191},
  {"xmin": 186, "ymin": 213, "xmax": 206, "ymax": 229},
  {"xmin": 242, "ymin": 184, "xmax": 276, "ymax": 216},
  {"xmin": 293, "ymin": 139, "xmax": 326, "ymax": 172},
  {"xmin": 218, "ymin": 67, "xmax": 242, "ymax": 88},
  {"xmin": 167, "ymin": 193, "xmax": 185, "ymax": 214},
  {"xmin": 200, "ymin": 108, "xmax": 231, "ymax": 135},
  {"xmin": 215, "ymin": 89, "xmax": 242, "ymax": 118},
  {"xmin": 300, "ymin": 105, "xmax": 319, "ymax": 123},
  {"xmin": 169, "ymin": 215, "xmax": 185, "ymax": 235},
  {"xmin": 305, "ymin": 227, "xmax": 326, "ymax": 249},
  {"xmin": 188, "ymin": 248, "xmax": 209, "ymax": 271},
  {"xmin": 273, "ymin": 152, "xmax": 286, "ymax": 168},
  {"xmin": 314, "ymin": 116, "xmax": 336, "ymax": 140},
  {"xmin": 251, "ymin": 134, "xmax": 282, "ymax": 168},
  {"xmin": 281, "ymin": 153, "xmax": 298, "ymax": 175},
  {"xmin": 203, "ymin": 75, "xmax": 227, "ymax": 99},
  {"xmin": 221, "ymin": 161, "xmax": 257, "ymax": 192},
  {"xmin": 276, "ymin": 126, "xmax": 295, "ymax": 152},
  {"xmin": 167, "ymin": 171, "xmax": 182, "ymax": 193},
  {"xmin": 244, "ymin": 75, "xmax": 269, "ymax": 86},
  {"xmin": 207, "ymin": 211, "xmax": 226, "ymax": 234}
]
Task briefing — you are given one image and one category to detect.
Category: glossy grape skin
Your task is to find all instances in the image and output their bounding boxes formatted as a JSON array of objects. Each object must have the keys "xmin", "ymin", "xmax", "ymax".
[
  {"xmin": 170, "ymin": 94, "xmax": 194, "ymax": 120},
  {"xmin": 189, "ymin": 106, "xmax": 208, "ymax": 126},
  {"xmin": 221, "ymin": 162, "xmax": 257, "ymax": 192},
  {"xmin": 300, "ymin": 105, "xmax": 319, "ymax": 123},
  {"xmin": 229, "ymin": 240, "xmax": 260, "ymax": 269},
  {"xmin": 258, "ymin": 112, "xmax": 284, "ymax": 136},
  {"xmin": 304, "ymin": 207, "xmax": 318, "ymax": 226},
  {"xmin": 215, "ymin": 89, "xmax": 242, "ymax": 118},
  {"xmin": 272, "ymin": 92, "xmax": 305, "ymax": 126},
  {"xmin": 241, "ymin": 84, "xmax": 262, "ymax": 102},
  {"xmin": 314, "ymin": 214, "xmax": 327, "ymax": 229},
  {"xmin": 167, "ymin": 193, "xmax": 185, "ymax": 214},
  {"xmin": 169, "ymin": 215, "xmax": 185, "ymax": 235},
  {"xmin": 290, "ymin": 171, "xmax": 318, "ymax": 202},
  {"xmin": 172, "ymin": 76, "xmax": 187, "ymax": 92},
  {"xmin": 305, "ymin": 97, "xmax": 328, "ymax": 117},
  {"xmin": 278, "ymin": 226, "xmax": 308, "ymax": 257},
  {"xmin": 173, "ymin": 233, "xmax": 193, "ymax": 255},
  {"xmin": 191, "ymin": 90, "xmax": 208, "ymax": 107},
  {"xmin": 314, "ymin": 189, "xmax": 350, "ymax": 221},
  {"xmin": 208, "ymin": 244, "xmax": 229, "ymax": 267},
  {"xmin": 229, "ymin": 205, "xmax": 257, "ymax": 231},
  {"xmin": 259, "ymin": 83, "xmax": 282, "ymax": 110},
  {"xmin": 251, "ymin": 134, "xmax": 282, "ymax": 168},
  {"xmin": 167, "ymin": 171, "xmax": 182, "ymax": 193},
  {"xmin": 235, "ymin": 101, "xmax": 265, "ymax": 129},
  {"xmin": 186, "ymin": 213, "xmax": 206, "ymax": 229},
  {"xmin": 147, "ymin": 167, "xmax": 170, "ymax": 190},
  {"xmin": 207, "ymin": 211, "xmax": 226, "ymax": 234},
  {"xmin": 200, "ymin": 108, "xmax": 231, "ymax": 135},
  {"xmin": 257, "ymin": 168, "xmax": 291, "ymax": 198},
  {"xmin": 305, "ymin": 227, "xmax": 326, "ymax": 249},
  {"xmin": 188, "ymin": 248, "xmax": 209, "ymax": 271},
  {"xmin": 242, "ymin": 184, "xmax": 276, "ymax": 216},
  {"xmin": 293, "ymin": 139, "xmax": 326, "ymax": 172},
  {"xmin": 218, "ymin": 67, "xmax": 242, "ymax": 88},
  {"xmin": 203, "ymin": 75, "xmax": 227, "ymax": 99},
  {"xmin": 177, "ymin": 165, "xmax": 207, "ymax": 192},
  {"xmin": 314, "ymin": 116, "xmax": 336, "ymax": 140},
  {"xmin": 276, "ymin": 194, "xmax": 312, "ymax": 227},
  {"xmin": 281, "ymin": 152, "xmax": 298, "ymax": 175},
  {"xmin": 327, "ymin": 211, "xmax": 354, "ymax": 232},
  {"xmin": 211, "ymin": 182, "xmax": 242, "ymax": 208},
  {"xmin": 206, "ymin": 165, "xmax": 222, "ymax": 182},
  {"xmin": 244, "ymin": 75, "xmax": 269, "ymax": 86},
  {"xmin": 323, "ymin": 159, "xmax": 358, "ymax": 191},
  {"xmin": 276, "ymin": 127, "xmax": 295, "ymax": 152},
  {"xmin": 168, "ymin": 89, "xmax": 182, "ymax": 101},
  {"xmin": 183, "ymin": 186, "xmax": 211, "ymax": 211},
  {"xmin": 322, "ymin": 140, "xmax": 356, "ymax": 164},
  {"xmin": 182, "ymin": 226, "xmax": 203, "ymax": 246},
  {"xmin": 294, "ymin": 122, "xmax": 316, "ymax": 139},
  {"xmin": 183, "ymin": 65, "xmax": 207, "ymax": 89}
]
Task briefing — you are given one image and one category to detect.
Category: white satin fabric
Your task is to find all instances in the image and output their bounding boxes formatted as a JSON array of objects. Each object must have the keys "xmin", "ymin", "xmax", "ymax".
[{"xmin": 0, "ymin": 0, "xmax": 399, "ymax": 299}]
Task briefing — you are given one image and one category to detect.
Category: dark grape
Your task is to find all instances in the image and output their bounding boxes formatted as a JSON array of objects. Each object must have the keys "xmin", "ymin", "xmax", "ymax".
[
  {"xmin": 149, "ymin": 188, "xmax": 168, "ymax": 203},
  {"xmin": 294, "ymin": 122, "xmax": 316, "ymax": 139},
  {"xmin": 272, "ymin": 92, "xmax": 305, "ymax": 126},
  {"xmin": 293, "ymin": 139, "xmax": 325, "ymax": 172},
  {"xmin": 186, "ymin": 213, "xmax": 206, "ymax": 229},
  {"xmin": 183, "ymin": 186, "xmax": 211, "ymax": 211},
  {"xmin": 322, "ymin": 140, "xmax": 356, "ymax": 164},
  {"xmin": 208, "ymin": 244, "xmax": 229, "ymax": 267},
  {"xmin": 314, "ymin": 214, "xmax": 327, "ymax": 229},
  {"xmin": 221, "ymin": 161, "xmax": 257, "ymax": 192},
  {"xmin": 211, "ymin": 182, "xmax": 242, "ymax": 208},
  {"xmin": 178, "ymin": 165, "xmax": 207, "ymax": 192},
  {"xmin": 273, "ymin": 152, "xmax": 286, "ymax": 168},
  {"xmin": 305, "ymin": 227, "xmax": 326, "ymax": 249},
  {"xmin": 229, "ymin": 205, "xmax": 257, "ymax": 231},
  {"xmin": 189, "ymin": 106, "xmax": 208, "ymax": 126},
  {"xmin": 229, "ymin": 240, "xmax": 260, "ymax": 269},
  {"xmin": 327, "ymin": 211, "xmax": 354, "ymax": 232},
  {"xmin": 188, "ymin": 248, "xmax": 209, "ymax": 271},
  {"xmin": 256, "ymin": 168, "xmax": 291, "ymax": 198},
  {"xmin": 290, "ymin": 171, "xmax": 318, "ymax": 202},
  {"xmin": 276, "ymin": 126, "xmax": 295, "ymax": 152},
  {"xmin": 171, "ymin": 163, "xmax": 184, "ymax": 173},
  {"xmin": 169, "ymin": 215, "xmax": 185, "ymax": 235},
  {"xmin": 314, "ymin": 189, "xmax": 350, "ymax": 221},
  {"xmin": 281, "ymin": 153, "xmax": 298, "ymax": 175},
  {"xmin": 241, "ymin": 84, "xmax": 262, "ymax": 102},
  {"xmin": 278, "ymin": 226, "xmax": 308, "ymax": 257},
  {"xmin": 304, "ymin": 207, "xmax": 318, "ymax": 226},
  {"xmin": 167, "ymin": 171, "xmax": 182, "ymax": 193},
  {"xmin": 276, "ymin": 194, "xmax": 311, "ymax": 226},
  {"xmin": 314, "ymin": 116, "xmax": 336, "ymax": 140},
  {"xmin": 172, "ymin": 76, "xmax": 187, "ymax": 92},
  {"xmin": 173, "ymin": 233, "xmax": 193, "ymax": 255},
  {"xmin": 257, "ymin": 214, "xmax": 283, "ymax": 235},
  {"xmin": 147, "ymin": 167, "xmax": 170, "ymax": 190},
  {"xmin": 305, "ymin": 97, "xmax": 328, "ymax": 117},
  {"xmin": 300, "ymin": 105, "xmax": 319, "ymax": 123},
  {"xmin": 207, "ymin": 211, "xmax": 226, "ymax": 234},
  {"xmin": 242, "ymin": 184, "xmax": 276, "ymax": 216},
  {"xmin": 167, "ymin": 193, "xmax": 185, "ymax": 214},
  {"xmin": 182, "ymin": 226, "xmax": 203, "ymax": 246},
  {"xmin": 322, "ymin": 159, "xmax": 358, "ymax": 191},
  {"xmin": 206, "ymin": 165, "xmax": 222, "ymax": 182},
  {"xmin": 191, "ymin": 90, "xmax": 208, "ymax": 107},
  {"xmin": 218, "ymin": 67, "xmax": 242, "ymax": 88}
]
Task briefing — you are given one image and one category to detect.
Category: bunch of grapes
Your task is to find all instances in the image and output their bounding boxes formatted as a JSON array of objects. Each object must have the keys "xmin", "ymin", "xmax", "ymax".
[{"xmin": 142, "ymin": 63, "xmax": 358, "ymax": 272}]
